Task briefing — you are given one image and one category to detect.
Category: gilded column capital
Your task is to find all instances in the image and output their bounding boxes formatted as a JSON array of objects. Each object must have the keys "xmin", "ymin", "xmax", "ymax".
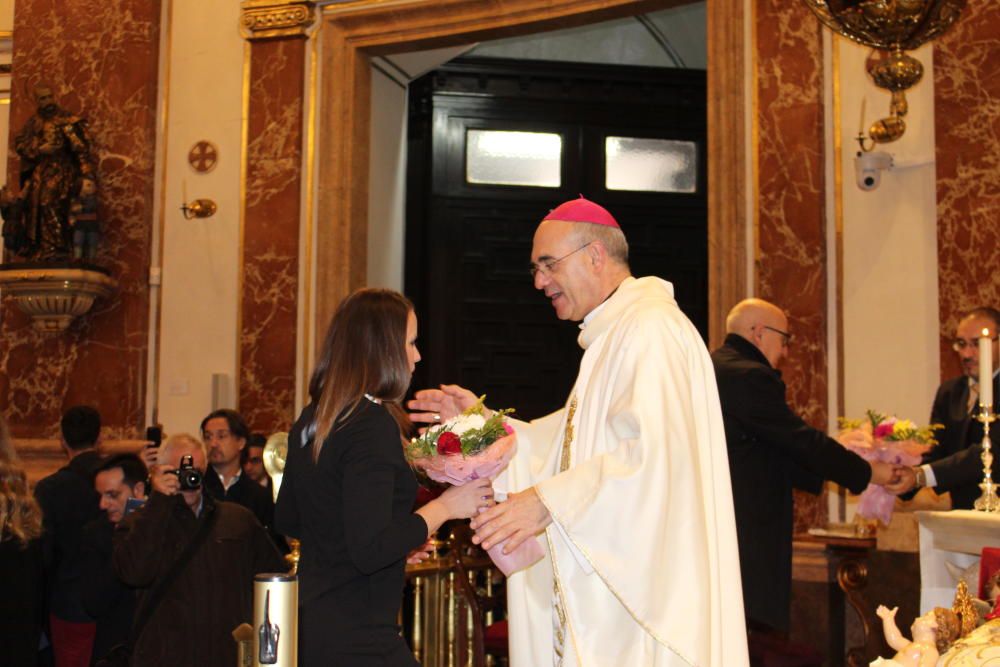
[{"xmin": 240, "ymin": 0, "xmax": 316, "ymax": 40}]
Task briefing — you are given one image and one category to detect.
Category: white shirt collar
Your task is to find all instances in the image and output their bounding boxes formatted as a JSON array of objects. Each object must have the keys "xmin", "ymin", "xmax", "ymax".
[{"xmin": 216, "ymin": 467, "xmax": 242, "ymax": 492}]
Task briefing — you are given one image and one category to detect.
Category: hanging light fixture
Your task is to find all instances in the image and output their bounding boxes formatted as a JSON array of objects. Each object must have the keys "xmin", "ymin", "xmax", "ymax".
[{"xmin": 803, "ymin": 0, "xmax": 966, "ymax": 150}]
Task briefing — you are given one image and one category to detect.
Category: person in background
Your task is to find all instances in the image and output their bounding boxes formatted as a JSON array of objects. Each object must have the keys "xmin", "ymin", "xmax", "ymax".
[
  {"xmin": 201, "ymin": 409, "xmax": 274, "ymax": 530},
  {"xmin": 276, "ymin": 288, "xmax": 492, "ymax": 666},
  {"xmin": 34, "ymin": 406, "xmax": 104, "ymax": 667},
  {"xmin": 78, "ymin": 454, "xmax": 147, "ymax": 665},
  {"xmin": 0, "ymin": 416, "xmax": 46, "ymax": 667},
  {"xmin": 242, "ymin": 433, "xmax": 271, "ymax": 492},
  {"xmin": 889, "ymin": 307, "xmax": 1000, "ymax": 507},
  {"xmin": 711, "ymin": 298, "xmax": 899, "ymax": 662},
  {"xmin": 113, "ymin": 434, "xmax": 285, "ymax": 665}
]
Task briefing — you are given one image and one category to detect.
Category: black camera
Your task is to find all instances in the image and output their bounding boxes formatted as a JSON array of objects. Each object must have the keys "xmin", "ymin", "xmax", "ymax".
[{"xmin": 170, "ymin": 454, "xmax": 203, "ymax": 490}]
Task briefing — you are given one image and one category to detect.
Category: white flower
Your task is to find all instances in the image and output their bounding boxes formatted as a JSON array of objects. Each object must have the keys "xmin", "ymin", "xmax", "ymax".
[{"xmin": 447, "ymin": 413, "xmax": 486, "ymax": 436}]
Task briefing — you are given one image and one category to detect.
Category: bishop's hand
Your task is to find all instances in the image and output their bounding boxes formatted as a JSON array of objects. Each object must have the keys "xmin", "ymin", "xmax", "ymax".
[
  {"xmin": 470, "ymin": 487, "xmax": 551, "ymax": 554},
  {"xmin": 407, "ymin": 384, "xmax": 483, "ymax": 426}
]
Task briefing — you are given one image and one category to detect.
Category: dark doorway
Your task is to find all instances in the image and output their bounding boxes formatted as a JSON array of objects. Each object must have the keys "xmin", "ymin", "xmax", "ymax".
[{"xmin": 405, "ymin": 56, "xmax": 707, "ymax": 420}]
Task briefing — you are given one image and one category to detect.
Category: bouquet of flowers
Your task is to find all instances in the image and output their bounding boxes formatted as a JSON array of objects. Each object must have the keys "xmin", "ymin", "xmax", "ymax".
[
  {"xmin": 406, "ymin": 398, "xmax": 543, "ymax": 576},
  {"xmin": 836, "ymin": 409, "xmax": 941, "ymax": 524}
]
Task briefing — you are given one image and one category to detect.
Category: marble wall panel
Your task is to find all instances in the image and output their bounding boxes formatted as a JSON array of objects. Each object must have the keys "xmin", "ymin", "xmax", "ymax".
[
  {"xmin": 755, "ymin": 0, "xmax": 827, "ymax": 530},
  {"xmin": 934, "ymin": 3, "xmax": 1000, "ymax": 381},
  {"xmin": 2, "ymin": 0, "xmax": 159, "ymax": 439},
  {"xmin": 239, "ymin": 38, "xmax": 304, "ymax": 433}
]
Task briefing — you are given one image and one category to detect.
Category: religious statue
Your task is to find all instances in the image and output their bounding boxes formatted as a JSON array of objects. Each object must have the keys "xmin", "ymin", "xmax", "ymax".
[
  {"xmin": 2, "ymin": 84, "xmax": 97, "ymax": 261},
  {"xmin": 871, "ymin": 605, "xmax": 960, "ymax": 667}
]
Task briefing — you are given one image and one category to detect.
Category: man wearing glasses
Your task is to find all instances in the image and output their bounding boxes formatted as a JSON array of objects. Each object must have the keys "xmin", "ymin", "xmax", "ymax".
[
  {"xmin": 201, "ymin": 409, "xmax": 275, "ymax": 533},
  {"xmin": 888, "ymin": 307, "xmax": 1000, "ymax": 508},
  {"xmin": 711, "ymin": 298, "xmax": 899, "ymax": 652},
  {"xmin": 410, "ymin": 196, "xmax": 749, "ymax": 666}
]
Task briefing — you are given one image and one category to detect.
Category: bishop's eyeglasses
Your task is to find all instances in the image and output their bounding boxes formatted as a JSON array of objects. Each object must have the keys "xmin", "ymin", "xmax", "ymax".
[{"xmin": 529, "ymin": 242, "xmax": 592, "ymax": 279}]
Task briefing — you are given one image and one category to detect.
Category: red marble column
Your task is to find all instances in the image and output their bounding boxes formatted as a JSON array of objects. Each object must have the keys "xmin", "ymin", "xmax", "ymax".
[
  {"xmin": 2, "ymin": 0, "xmax": 160, "ymax": 439},
  {"xmin": 239, "ymin": 35, "xmax": 306, "ymax": 433},
  {"xmin": 756, "ymin": 0, "xmax": 828, "ymax": 530},
  {"xmin": 934, "ymin": 4, "xmax": 1000, "ymax": 381}
]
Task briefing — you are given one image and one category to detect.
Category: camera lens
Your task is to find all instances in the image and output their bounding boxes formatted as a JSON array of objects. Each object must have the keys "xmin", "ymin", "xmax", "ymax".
[
  {"xmin": 863, "ymin": 175, "xmax": 875, "ymax": 187},
  {"xmin": 179, "ymin": 468, "xmax": 203, "ymax": 490}
]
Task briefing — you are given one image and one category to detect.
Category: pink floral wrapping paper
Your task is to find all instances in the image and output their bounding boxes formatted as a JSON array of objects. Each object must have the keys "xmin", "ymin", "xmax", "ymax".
[
  {"xmin": 411, "ymin": 431, "xmax": 544, "ymax": 576},
  {"xmin": 837, "ymin": 421, "xmax": 934, "ymax": 525},
  {"xmin": 412, "ymin": 431, "xmax": 518, "ymax": 485}
]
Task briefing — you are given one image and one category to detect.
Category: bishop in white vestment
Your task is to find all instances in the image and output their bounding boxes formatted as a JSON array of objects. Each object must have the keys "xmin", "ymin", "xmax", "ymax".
[{"xmin": 413, "ymin": 197, "xmax": 748, "ymax": 666}]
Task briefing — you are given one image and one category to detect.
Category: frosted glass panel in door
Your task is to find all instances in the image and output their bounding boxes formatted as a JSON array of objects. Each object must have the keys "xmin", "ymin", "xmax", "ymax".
[
  {"xmin": 605, "ymin": 136, "xmax": 697, "ymax": 193},
  {"xmin": 466, "ymin": 130, "xmax": 562, "ymax": 187}
]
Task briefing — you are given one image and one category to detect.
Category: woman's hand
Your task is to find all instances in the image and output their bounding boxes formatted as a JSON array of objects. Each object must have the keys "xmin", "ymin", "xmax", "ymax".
[
  {"xmin": 415, "ymin": 477, "xmax": 493, "ymax": 536},
  {"xmin": 439, "ymin": 477, "xmax": 494, "ymax": 520},
  {"xmin": 406, "ymin": 539, "xmax": 435, "ymax": 565}
]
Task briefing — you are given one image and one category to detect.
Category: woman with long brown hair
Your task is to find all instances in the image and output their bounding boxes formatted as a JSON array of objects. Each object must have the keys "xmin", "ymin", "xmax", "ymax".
[
  {"xmin": 0, "ymin": 417, "xmax": 45, "ymax": 666},
  {"xmin": 276, "ymin": 288, "xmax": 492, "ymax": 666}
]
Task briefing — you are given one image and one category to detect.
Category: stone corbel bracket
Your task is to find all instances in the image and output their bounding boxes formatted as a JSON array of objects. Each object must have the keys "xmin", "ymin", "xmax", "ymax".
[
  {"xmin": 240, "ymin": 0, "xmax": 316, "ymax": 40},
  {"xmin": 0, "ymin": 265, "xmax": 117, "ymax": 334}
]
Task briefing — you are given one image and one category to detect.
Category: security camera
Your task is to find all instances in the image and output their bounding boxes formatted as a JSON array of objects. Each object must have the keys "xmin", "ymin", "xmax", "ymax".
[{"xmin": 854, "ymin": 151, "xmax": 893, "ymax": 191}]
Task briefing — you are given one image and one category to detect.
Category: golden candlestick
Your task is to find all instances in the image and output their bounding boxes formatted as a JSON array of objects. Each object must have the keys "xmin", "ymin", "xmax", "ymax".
[{"xmin": 973, "ymin": 407, "xmax": 999, "ymax": 513}]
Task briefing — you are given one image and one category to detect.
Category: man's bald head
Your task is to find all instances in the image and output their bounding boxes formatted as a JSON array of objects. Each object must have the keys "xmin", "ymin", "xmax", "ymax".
[{"xmin": 726, "ymin": 298, "xmax": 790, "ymax": 368}]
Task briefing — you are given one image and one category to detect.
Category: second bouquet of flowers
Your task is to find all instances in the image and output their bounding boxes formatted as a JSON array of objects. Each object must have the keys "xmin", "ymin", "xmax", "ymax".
[
  {"xmin": 836, "ymin": 409, "xmax": 940, "ymax": 524},
  {"xmin": 406, "ymin": 398, "xmax": 543, "ymax": 575}
]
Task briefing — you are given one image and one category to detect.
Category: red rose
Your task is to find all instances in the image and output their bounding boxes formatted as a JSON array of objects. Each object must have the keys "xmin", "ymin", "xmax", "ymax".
[
  {"xmin": 436, "ymin": 431, "xmax": 462, "ymax": 455},
  {"xmin": 873, "ymin": 422, "xmax": 895, "ymax": 439}
]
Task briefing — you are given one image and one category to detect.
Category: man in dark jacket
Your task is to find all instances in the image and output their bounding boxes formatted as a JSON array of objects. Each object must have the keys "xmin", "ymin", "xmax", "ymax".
[
  {"xmin": 711, "ymin": 299, "xmax": 897, "ymax": 637},
  {"xmin": 113, "ymin": 433, "xmax": 285, "ymax": 666},
  {"xmin": 34, "ymin": 405, "xmax": 104, "ymax": 667},
  {"xmin": 200, "ymin": 409, "xmax": 275, "ymax": 531},
  {"xmin": 889, "ymin": 307, "xmax": 1000, "ymax": 507},
  {"xmin": 79, "ymin": 454, "xmax": 147, "ymax": 664}
]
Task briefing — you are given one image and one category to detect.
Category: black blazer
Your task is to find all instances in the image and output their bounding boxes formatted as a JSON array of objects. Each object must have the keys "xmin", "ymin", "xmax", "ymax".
[
  {"xmin": 33, "ymin": 449, "xmax": 103, "ymax": 622},
  {"xmin": 79, "ymin": 516, "xmax": 135, "ymax": 662},
  {"xmin": 275, "ymin": 401, "xmax": 427, "ymax": 662},
  {"xmin": 926, "ymin": 374, "xmax": 1000, "ymax": 509},
  {"xmin": 712, "ymin": 334, "xmax": 871, "ymax": 632}
]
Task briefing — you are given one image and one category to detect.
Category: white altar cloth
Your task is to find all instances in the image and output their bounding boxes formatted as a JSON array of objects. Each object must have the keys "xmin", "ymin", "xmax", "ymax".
[{"xmin": 917, "ymin": 510, "xmax": 1000, "ymax": 611}]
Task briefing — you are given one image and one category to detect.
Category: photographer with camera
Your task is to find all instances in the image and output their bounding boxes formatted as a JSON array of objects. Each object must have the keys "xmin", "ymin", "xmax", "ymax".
[{"xmin": 112, "ymin": 434, "xmax": 285, "ymax": 666}]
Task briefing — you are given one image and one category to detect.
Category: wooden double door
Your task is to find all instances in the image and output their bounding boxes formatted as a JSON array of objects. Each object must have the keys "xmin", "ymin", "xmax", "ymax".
[{"xmin": 405, "ymin": 57, "xmax": 707, "ymax": 420}]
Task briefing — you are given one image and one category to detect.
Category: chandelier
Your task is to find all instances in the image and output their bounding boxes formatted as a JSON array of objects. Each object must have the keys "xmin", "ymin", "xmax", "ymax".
[{"xmin": 802, "ymin": 0, "xmax": 966, "ymax": 149}]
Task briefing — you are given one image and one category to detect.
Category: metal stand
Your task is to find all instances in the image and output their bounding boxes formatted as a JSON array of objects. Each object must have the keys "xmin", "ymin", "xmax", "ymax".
[{"xmin": 973, "ymin": 406, "xmax": 999, "ymax": 512}]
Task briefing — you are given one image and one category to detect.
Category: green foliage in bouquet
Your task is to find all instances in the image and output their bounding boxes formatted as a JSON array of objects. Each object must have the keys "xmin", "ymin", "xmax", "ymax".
[{"xmin": 405, "ymin": 396, "xmax": 515, "ymax": 460}]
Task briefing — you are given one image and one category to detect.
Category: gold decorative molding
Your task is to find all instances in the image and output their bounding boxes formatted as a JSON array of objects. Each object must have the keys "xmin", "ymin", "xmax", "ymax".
[{"xmin": 240, "ymin": 0, "xmax": 316, "ymax": 40}]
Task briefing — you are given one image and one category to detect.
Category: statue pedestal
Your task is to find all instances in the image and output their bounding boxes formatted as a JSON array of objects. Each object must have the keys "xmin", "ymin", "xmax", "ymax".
[{"xmin": 0, "ymin": 263, "xmax": 117, "ymax": 333}]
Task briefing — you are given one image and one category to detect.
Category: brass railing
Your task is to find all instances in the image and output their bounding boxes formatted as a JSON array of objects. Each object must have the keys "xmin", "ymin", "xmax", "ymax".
[{"xmin": 403, "ymin": 528, "xmax": 504, "ymax": 667}]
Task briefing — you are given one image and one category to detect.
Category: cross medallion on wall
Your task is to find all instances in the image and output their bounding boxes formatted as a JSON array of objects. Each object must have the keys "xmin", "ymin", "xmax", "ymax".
[{"xmin": 188, "ymin": 140, "xmax": 218, "ymax": 173}]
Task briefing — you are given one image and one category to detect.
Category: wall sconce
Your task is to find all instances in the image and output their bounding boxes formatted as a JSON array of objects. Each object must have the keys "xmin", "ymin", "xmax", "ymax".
[
  {"xmin": 803, "ymin": 0, "xmax": 965, "ymax": 151},
  {"xmin": 180, "ymin": 198, "xmax": 217, "ymax": 219}
]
